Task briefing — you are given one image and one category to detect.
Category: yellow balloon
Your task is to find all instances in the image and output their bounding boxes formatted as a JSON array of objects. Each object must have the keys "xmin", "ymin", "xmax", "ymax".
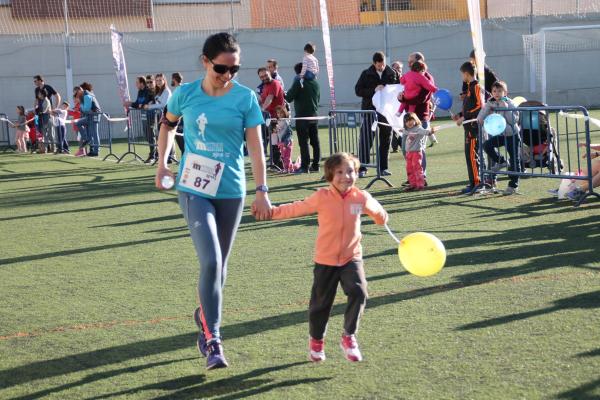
[
  {"xmin": 398, "ymin": 232, "xmax": 446, "ymax": 277},
  {"xmin": 512, "ymin": 96, "xmax": 527, "ymax": 107}
]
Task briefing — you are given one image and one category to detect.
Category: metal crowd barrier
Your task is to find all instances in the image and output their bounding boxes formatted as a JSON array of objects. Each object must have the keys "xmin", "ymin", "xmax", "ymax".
[
  {"xmin": 97, "ymin": 113, "xmax": 120, "ymax": 161},
  {"xmin": 329, "ymin": 110, "xmax": 392, "ymax": 189},
  {"xmin": 118, "ymin": 108, "xmax": 161, "ymax": 163},
  {"xmin": 0, "ymin": 113, "xmax": 14, "ymax": 151},
  {"xmin": 477, "ymin": 104, "xmax": 599, "ymax": 206}
]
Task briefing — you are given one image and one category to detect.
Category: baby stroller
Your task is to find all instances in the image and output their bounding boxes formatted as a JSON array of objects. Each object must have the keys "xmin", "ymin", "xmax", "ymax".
[{"xmin": 519, "ymin": 101, "xmax": 563, "ymax": 174}]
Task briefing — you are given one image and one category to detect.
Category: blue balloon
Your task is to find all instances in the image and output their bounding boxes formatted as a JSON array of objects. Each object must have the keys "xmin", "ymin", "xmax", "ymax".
[
  {"xmin": 432, "ymin": 89, "xmax": 453, "ymax": 111},
  {"xmin": 484, "ymin": 114, "xmax": 507, "ymax": 136}
]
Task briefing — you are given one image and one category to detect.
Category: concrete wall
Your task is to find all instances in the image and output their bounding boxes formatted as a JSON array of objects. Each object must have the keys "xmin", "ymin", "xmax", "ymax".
[{"xmin": 1, "ymin": 14, "xmax": 599, "ymax": 129}]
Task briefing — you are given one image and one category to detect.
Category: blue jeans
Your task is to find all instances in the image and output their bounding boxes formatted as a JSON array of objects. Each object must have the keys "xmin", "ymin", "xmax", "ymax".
[
  {"xmin": 483, "ymin": 134, "xmax": 522, "ymax": 188},
  {"xmin": 178, "ymin": 192, "xmax": 244, "ymax": 340},
  {"xmin": 56, "ymin": 125, "xmax": 69, "ymax": 152},
  {"xmin": 87, "ymin": 114, "xmax": 100, "ymax": 153}
]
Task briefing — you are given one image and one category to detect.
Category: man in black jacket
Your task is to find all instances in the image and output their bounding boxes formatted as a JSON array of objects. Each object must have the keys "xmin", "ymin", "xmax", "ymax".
[{"xmin": 355, "ymin": 51, "xmax": 399, "ymax": 177}]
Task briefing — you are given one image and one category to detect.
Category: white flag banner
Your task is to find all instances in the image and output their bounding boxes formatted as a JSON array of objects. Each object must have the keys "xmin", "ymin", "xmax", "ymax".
[
  {"xmin": 110, "ymin": 24, "xmax": 130, "ymax": 106},
  {"xmin": 372, "ymin": 84, "xmax": 405, "ymax": 133},
  {"xmin": 467, "ymin": 0, "xmax": 486, "ymax": 91},
  {"xmin": 319, "ymin": 0, "xmax": 336, "ymax": 110}
]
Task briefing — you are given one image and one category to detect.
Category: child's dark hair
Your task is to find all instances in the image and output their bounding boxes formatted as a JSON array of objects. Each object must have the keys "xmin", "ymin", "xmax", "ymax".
[
  {"xmin": 304, "ymin": 43, "xmax": 315, "ymax": 54},
  {"xmin": 324, "ymin": 152, "xmax": 360, "ymax": 182},
  {"xmin": 202, "ymin": 32, "xmax": 240, "ymax": 60},
  {"xmin": 410, "ymin": 60, "xmax": 427, "ymax": 73},
  {"xmin": 136, "ymin": 76, "xmax": 147, "ymax": 86},
  {"xmin": 460, "ymin": 61, "xmax": 476, "ymax": 76},
  {"xmin": 275, "ymin": 105, "xmax": 289, "ymax": 118},
  {"xmin": 403, "ymin": 112, "xmax": 421, "ymax": 126},
  {"xmin": 492, "ymin": 80, "xmax": 508, "ymax": 92},
  {"xmin": 16, "ymin": 105, "xmax": 25, "ymax": 115},
  {"xmin": 372, "ymin": 51, "xmax": 385, "ymax": 63}
]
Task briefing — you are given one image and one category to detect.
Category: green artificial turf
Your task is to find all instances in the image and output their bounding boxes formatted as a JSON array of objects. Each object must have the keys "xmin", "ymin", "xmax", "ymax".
[{"xmin": 0, "ymin": 117, "xmax": 599, "ymax": 400}]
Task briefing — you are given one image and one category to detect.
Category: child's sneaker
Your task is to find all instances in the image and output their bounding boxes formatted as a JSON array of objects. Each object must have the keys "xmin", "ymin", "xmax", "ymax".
[
  {"xmin": 75, "ymin": 148, "xmax": 86, "ymax": 157},
  {"xmin": 340, "ymin": 334, "xmax": 363, "ymax": 362},
  {"xmin": 193, "ymin": 307, "xmax": 208, "ymax": 357},
  {"xmin": 206, "ymin": 339, "xmax": 229, "ymax": 370},
  {"xmin": 309, "ymin": 337, "xmax": 326, "ymax": 362},
  {"xmin": 503, "ymin": 186, "xmax": 519, "ymax": 196},
  {"xmin": 567, "ymin": 187, "xmax": 585, "ymax": 202},
  {"xmin": 491, "ymin": 161, "xmax": 508, "ymax": 172}
]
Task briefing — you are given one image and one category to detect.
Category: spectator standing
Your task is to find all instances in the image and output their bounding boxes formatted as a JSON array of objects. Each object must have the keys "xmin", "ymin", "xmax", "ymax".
[
  {"xmin": 124, "ymin": 76, "xmax": 151, "ymax": 109},
  {"xmin": 464, "ymin": 49, "xmax": 499, "ymax": 96},
  {"xmin": 52, "ymin": 101, "xmax": 70, "ymax": 154},
  {"xmin": 145, "ymin": 73, "xmax": 172, "ymax": 162},
  {"xmin": 355, "ymin": 51, "xmax": 399, "ymax": 177},
  {"xmin": 266, "ymin": 59, "xmax": 285, "ymax": 89},
  {"xmin": 391, "ymin": 60, "xmax": 403, "ymax": 152},
  {"xmin": 36, "ymin": 89, "xmax": 53, "ymax": 153},
  {"xmin": 74, "ymin": 83, "xmax": 102, "ymax": 157},
  {"xmin": 258, "ymin": 67, "xmax": 285, "ymax": 168},
  {"xmin": 398, "ymin": 52, "xmax": 436, "ymax": 184},
  {"xmin": 286, "ymin": 62, "xmax": 321, "ymax": 173}
]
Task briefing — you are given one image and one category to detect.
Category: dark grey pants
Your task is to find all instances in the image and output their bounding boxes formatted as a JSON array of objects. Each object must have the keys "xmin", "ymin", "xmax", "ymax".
[{"xmin": 309, "ymin": 260, "xmax": 368, "ymax": 340}]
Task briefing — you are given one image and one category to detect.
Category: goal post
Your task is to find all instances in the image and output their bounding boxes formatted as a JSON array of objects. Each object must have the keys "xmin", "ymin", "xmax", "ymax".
[{"xmin": 524, "ymin": 24, "xmax": 600, "ymax": 105}]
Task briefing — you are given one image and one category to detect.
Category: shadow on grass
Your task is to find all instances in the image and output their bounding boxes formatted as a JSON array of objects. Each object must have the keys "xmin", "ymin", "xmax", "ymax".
[
  {"xmin": 8, "ymin": 357, "xmax": 195, "ymax": 400},
  {"xmin": 576, "ymin": 348, "xmax": 600, "ymax": 358},
  {"xmin": 135, "ymin": 363, "xmax": 325, "ymax": 400},
  {"xmin": 0, "ymin": 198, "xmax": 176, "ymax": 223},
  {"xmin": 0, "ymin": 233, "xmax": 189, "ymax": 266},
  {"xmin": 456, "ymin": 290, "xmax": 600, "ymax": 330},
  {"xmin": 556, "ymin": 377, "xmax": 600, "ymax": 400},
  {"xmin": 0, "ymin": 278, "xmax": 507, "ymax": 390}
]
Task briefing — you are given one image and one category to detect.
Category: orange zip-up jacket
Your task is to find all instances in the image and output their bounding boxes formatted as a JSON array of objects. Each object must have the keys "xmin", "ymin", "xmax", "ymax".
[{"xmin": 272, "ymin": 185, "xmax": 388, "ymax": 267}]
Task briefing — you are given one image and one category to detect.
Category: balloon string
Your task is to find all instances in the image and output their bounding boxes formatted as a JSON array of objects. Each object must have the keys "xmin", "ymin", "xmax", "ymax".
[{"xmin": 385, "ymin": 223, "xmax": 401, "ymax": 244}]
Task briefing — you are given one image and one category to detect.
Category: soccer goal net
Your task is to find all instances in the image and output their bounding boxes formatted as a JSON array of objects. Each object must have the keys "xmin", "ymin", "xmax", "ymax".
[{"xmin": 524, "ymin": 24, "xmax": 600, "ymax": 106}]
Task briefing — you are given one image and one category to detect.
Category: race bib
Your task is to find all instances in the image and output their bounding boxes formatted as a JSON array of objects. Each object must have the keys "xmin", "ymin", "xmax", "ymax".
[{"xmin": 179, "ymin": 153, "xmax": 225, "ymax": 197}]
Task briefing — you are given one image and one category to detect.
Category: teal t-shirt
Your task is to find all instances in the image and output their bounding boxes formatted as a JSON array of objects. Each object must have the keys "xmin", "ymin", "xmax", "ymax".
[{"xmin": 168, "ymin": 79, "xmax": 264, "ymax": 199}]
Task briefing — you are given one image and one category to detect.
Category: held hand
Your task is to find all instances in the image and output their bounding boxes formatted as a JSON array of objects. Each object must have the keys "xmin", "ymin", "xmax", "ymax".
[
  {"xmin": 455, "ymin": 117, "xmax": 464, "ymax": 126},
  {"xmin": 375, "ymin": 85, "xmax": 385, "ymax": 92},
  {"xmin": 252, "ymin": 193, "xmax": 272, "ymax": 221},
  {"xmin": 155, "ymin": 166, "xmax": 174, "ymax": 190}
]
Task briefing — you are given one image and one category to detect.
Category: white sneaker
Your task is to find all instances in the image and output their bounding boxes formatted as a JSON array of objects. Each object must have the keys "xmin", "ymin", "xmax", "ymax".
[
  {"xmin": 340, "ymin": 334, "xmax": 363, "ymax": 362},
  {"xmin": 309, "ymin": 337, "xmax": 326, "ymax": 362}
]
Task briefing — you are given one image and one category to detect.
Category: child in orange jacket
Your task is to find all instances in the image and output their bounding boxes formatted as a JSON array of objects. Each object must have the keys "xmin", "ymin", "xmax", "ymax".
[{"xmin": 271, "ymin": 152, "xmax": 388, "ymax": 363}]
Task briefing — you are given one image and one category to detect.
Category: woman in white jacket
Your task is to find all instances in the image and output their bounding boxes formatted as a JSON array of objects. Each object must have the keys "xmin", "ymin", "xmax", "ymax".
[{"xmin": 144, "ymin": 73, "xmax": 171, "ymax": 162}]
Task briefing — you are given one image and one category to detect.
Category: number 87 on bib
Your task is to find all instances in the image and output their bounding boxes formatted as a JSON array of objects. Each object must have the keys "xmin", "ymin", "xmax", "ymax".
[{"xmin": 180, "ymin": 153, "xmax": 225, "ymax": 197}]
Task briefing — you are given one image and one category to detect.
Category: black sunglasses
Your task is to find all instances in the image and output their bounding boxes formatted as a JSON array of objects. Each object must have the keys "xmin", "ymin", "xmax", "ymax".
[{"xmin": 209, "ymin": 59, "xmax": 241, "ymax": 75}]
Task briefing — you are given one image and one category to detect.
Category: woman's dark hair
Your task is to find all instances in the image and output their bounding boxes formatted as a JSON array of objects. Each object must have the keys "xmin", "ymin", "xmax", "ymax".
[
  {"xmin": 171, "ymin": 72, "xmax": 183, "ymax": 83},
  {"xmin": 372, "ymin": 51, "xmax": 385, "ymax": 63},
  {"xmin": 410, "ymin": 60, "xmax": 427, "ymax": 73},
  {"xmin": 80, "ymin": 82, "xmax": 93, "ymax": 92},
  {"xmin": 202, "ymin": 32, "xmax": 240, "ymax": 60},
  {"xmin": 17, "ymin": 105, "xmax": 25, "ymax": 115}
]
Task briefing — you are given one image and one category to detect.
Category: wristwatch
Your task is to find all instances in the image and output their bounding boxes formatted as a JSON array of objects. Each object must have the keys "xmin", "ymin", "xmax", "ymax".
[{"xmin": 256, "ymin": 185, "xmax": 269, "ymax": 193}]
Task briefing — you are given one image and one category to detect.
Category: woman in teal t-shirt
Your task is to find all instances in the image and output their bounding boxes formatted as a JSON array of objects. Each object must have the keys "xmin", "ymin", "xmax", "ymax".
[{"xmin": 154, "ymin": 33, "xmax": 271, "ymax": 370}]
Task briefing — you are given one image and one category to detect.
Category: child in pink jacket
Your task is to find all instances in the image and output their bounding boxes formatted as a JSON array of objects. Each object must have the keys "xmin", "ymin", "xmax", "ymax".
[
  {"xmin": 398, "ymin": 60, "xmax": 438, "ymax": 114},
  {"xmin": 271, "ymin": 152, "xmax": 388, "ymax": 363}
]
